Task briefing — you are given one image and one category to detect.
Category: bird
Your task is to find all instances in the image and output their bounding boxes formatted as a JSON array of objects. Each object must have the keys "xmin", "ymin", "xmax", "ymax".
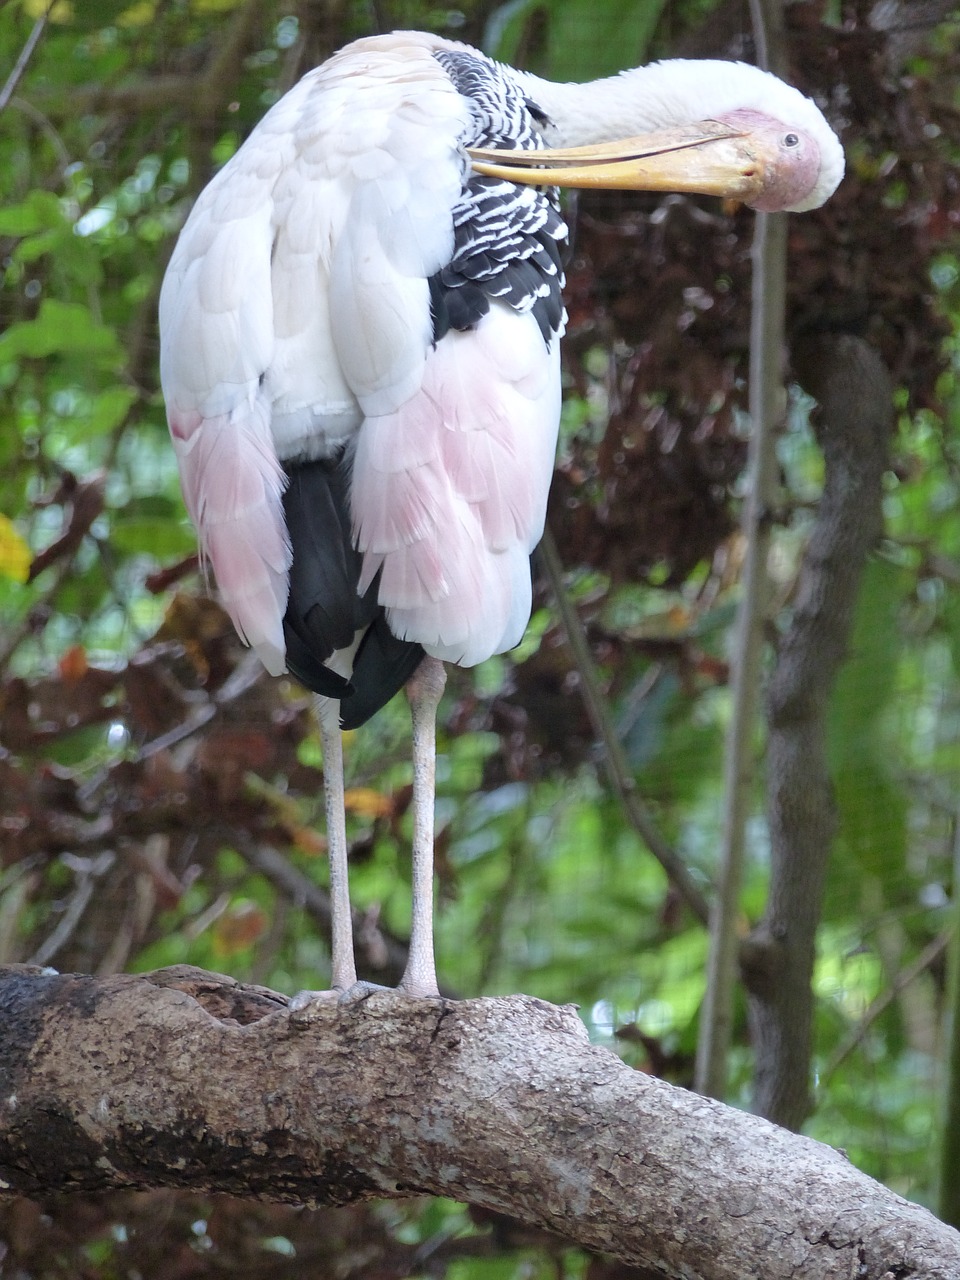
[{"xmin": 158, "ymin": 30, "xmax": 843, "ymax": 1002}]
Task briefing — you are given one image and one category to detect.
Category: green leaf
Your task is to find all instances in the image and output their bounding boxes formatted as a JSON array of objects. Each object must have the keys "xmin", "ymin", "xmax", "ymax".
[
  {"xmin": 546, "ymin": 0, "xmax": 667, "ymax": 80},
  {"xmin": 827, "ymin": 559, "xmax": 910, "ymax": 885},
  {"xmin": 0, "ymin": 191, "xmax": 66, "ymax": 236},
  {"xmin": 828, "ymin": 558, "xmax": 905, "ymax": 757},
  {"xmin": 830, "ymin": 760, "xmax": 908, "ymax": 884},
  {"xmin": 0, "ymin": 300, "xmax": 121, "ymax": 363},
  {"xmin": 88, "ymin": 386, "xmax": 138, "ymax": 435},
  {"xmin": 0, "ymin": 514, "xmax": 31, "ymax": 583},
  {"xmin": 486, "ymin": 0, "xmax": 666, "ymax": 80},
  {"xmin": 944, "ymin": 588, "xmax": 960, "ymax": 679},
  {"xmin": 110, "ymin": 516, "xmax": 197, "ymax": 558},
  {"xmin": 484, "ymin": 0, "xmax": 540, "ymax": 61}
]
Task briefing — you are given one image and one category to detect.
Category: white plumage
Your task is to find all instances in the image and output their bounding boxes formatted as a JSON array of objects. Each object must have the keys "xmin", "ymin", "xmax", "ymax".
[
  {"xmin": 351, "ymin": 308, "xmax": 559, "ymax": 664},
  {"xmin": 521, "ymin": 57, "xmax": 843, "ymax": 211},
  {"xmin": 159, "ymin": 30, "xmax": 843, "ymax": 997}
]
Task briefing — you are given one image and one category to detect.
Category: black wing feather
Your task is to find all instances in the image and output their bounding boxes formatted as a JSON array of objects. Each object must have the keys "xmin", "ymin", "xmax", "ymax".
[{"xmin": 282, "ymin": 455, "xmax": 424, "ymax": 726}]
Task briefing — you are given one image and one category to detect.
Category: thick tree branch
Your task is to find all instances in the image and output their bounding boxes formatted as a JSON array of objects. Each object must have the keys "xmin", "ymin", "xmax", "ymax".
[{"xmin": 2, "ymin": 965, "xmax": 959, "ymax": 1279}]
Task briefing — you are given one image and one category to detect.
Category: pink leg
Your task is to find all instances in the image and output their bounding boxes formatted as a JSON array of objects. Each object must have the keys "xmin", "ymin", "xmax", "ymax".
[
  {"xmin": 400, "ymin": 657, "xmax": 446, "ymax": 997},
  {"xmin": 315, "ymin": 695, "xmax": 357, "ymax": 992}
]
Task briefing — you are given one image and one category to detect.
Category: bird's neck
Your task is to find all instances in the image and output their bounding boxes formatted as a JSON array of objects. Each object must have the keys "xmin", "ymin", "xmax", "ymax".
[{"xmin": 516, "ymin": 59, "xmax": 781, "ymax": 149}]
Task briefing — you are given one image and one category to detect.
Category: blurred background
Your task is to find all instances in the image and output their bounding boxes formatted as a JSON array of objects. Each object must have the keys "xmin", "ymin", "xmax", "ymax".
[{"xmin": 1, "ymin": 0, "xmax": 959, "ymax": 1275}]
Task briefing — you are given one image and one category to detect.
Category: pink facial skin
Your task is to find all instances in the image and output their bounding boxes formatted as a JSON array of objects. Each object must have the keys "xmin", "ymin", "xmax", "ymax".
[{"xmin": 720, "ymin": 108, "xmax": 823, "ymax": 212}]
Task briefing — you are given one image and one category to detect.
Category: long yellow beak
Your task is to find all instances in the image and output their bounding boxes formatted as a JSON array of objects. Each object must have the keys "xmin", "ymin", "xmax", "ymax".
[{"xmin": 468, "ymin": 121, "xmax": 768, "ymax": 202}]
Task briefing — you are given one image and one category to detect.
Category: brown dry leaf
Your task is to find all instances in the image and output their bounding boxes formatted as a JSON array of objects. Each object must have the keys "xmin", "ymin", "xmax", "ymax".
[
  {"xmin": 344, "ymin": 787, "xmax": 394, "ymax": 820},
  {"xmin": 57, "ymin": 645, "xmax": 88, "ymax": 682},
  {"xmin": 212, "ymin": 901, "xmax": 269, "ymax": 955},
  {"xmin": 290, "ymin": 824, "xmax": 327, "ymax": 857}
]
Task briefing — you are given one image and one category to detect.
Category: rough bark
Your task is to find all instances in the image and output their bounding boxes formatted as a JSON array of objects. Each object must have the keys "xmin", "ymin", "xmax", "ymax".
[
  {"xmin": 2, "ymin": 965, "xmax": 959, "ymax": 1279},
  {"xmin": 742, "ymin": 336, "xmax": 893, "ymax": 1129}
]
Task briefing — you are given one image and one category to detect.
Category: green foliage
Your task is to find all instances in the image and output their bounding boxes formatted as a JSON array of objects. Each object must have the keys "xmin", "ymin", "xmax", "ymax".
[
  {"xmin": 827, "ymin": 560, "xmax": 909, "ymax": 886},
  {"xmin": 486, "ymin": 0, "xmax": 667, "ymax": 79}
]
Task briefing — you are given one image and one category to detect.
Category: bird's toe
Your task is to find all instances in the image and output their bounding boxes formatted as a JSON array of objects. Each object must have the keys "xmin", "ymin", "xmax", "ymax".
[
  {"xmin": 288, "ymin": 987, "xmax": 340, "ymax": 1021},
  {"xmin": 336, "ymin": 979, "xmax": 392, "ymax": 1005}
]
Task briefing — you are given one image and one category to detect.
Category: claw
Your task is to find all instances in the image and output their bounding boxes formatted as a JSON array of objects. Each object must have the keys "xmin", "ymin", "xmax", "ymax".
[{"xmin": 288, "ymin": 987, "xmax": 340, "ymax": 1016}]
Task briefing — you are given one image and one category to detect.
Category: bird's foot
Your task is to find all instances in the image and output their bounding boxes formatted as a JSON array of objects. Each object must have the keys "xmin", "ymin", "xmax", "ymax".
[
  {"xmin": 287, "ymin": 987, "xmax": 340, "ymax": 1021},
  {"xmin": 336, "ymin": 979, "xmax": 391, "ymax": 1004},
  {"xmin": 287, "ymin": 981, "xmax": 389, "ymax": 1020},
  {"xmin": 396, "ymin": 974, "xmax": 441, "ymax": 999},
  {"xmin": 288, "ymin": 977, "xmax": 439, "ymax": 1020}
]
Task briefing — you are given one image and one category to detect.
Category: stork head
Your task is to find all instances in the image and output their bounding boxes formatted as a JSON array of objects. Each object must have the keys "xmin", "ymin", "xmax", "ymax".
[{"xmin": 468, "ymin": 60, "xmax": 844, "ymax": 214}]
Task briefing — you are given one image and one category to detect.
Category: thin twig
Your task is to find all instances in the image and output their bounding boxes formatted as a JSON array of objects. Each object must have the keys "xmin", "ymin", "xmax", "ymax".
[
  {"xmin": 822, "ymin": 928, "xmax": 951, "ymax": 1083},
  {"xmin": 937, "ymin": 805, "xmax": 960, "ymax": 1222},
  {"xmin": 538, "ymin": 527, "xmax": 710, "ymax": 926},
  {"xmin": 233, "ymin": 835, "xmax": 416, "ymax": 988},
  {"xmin": 134, "ymin": 649, "xmax": 264, "ymax": 762},
  {"xmin": 28, "ymin": 851, "xmax": 116, "ymax": 967},
  {"xmin": 0, "ymin": 8, "xmax": 50, "ymax": 115},
  {"xmin": 200, "ymin": 0, "xmax": 264, "ymax": 104},
  {"xmin": 5, "ymin": 95, "xmax": 71, "ymax": 171},
  {"xmin": 0, "ymin": 554, "xmax": 74, "ymax": 672},
  {"xmin": 694, "ymin": 0, "xmax": 788, "ymax": 1099},
  {"xmin": 748, "ymin": 0, "xmax": 787, "ymax": 77}
]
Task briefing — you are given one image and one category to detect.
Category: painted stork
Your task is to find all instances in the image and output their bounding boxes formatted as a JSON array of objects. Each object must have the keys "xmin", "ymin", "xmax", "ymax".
[{"xmin": 159, "ymin": 31, "xmax": 843, "ymax": 1001}]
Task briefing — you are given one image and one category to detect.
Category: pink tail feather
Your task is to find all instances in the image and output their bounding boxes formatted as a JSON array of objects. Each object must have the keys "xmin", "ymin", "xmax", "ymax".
[{"xmin": 168, "ymin": 404, "xmax": 291, "ymax": 674}]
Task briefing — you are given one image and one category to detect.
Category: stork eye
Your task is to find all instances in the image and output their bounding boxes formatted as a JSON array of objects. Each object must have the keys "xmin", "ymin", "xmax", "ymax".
[{"xmin": 783, "ymin": 132, "xmax": 800, "ymax": 147}]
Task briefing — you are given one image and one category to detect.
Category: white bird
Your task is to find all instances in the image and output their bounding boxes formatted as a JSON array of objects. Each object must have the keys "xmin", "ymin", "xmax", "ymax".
[{"xmin": 159, "ymin": 31, "xmax": 843, "ymax": 1000}]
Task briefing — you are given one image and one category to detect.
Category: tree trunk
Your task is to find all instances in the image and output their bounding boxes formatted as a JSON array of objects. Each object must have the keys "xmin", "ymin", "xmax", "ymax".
[
  {"xmin": 743, "ymin": 335, "xmax": 893, "ymax": 1128},
  {"xmin": 2, "ymin": 964, "xmax": 958, "ymax": 1279}
]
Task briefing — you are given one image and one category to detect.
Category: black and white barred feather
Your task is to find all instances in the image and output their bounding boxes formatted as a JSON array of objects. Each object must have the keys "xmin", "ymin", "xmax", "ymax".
[{"xmin": 431, "ymin": 48, "xmax": 567, "ymax": 345}]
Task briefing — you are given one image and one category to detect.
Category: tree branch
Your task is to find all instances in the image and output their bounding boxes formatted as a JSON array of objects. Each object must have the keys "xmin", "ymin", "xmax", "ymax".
[
  {"xmin": 539, "ymin": 527, "xmax": 711, "ymax": 926},
  {"xmin": 2, "ymin": 965, "xmax": 959, "ymax": 1279},
  {"xmin": 0, "ymin": 8, "xmax": 49, "ymax": 115},
  {"xmin": 824, "ymin": 927, "xmax": 951, "ymax": 1084},
  {"xmin": 743, "ymin": 336, "xmax": 893, "ymax": 1127},
  {"xmin": 234, "ymin": 835, "xmax": 416, "ymax": 989},
  {"xmin": 695, "ymin": 211, "xmax": 787, "ymax": 1099},
  {"xmin": 695, "ymin": 0, "xmax": 788, "ymax": 1100}
]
